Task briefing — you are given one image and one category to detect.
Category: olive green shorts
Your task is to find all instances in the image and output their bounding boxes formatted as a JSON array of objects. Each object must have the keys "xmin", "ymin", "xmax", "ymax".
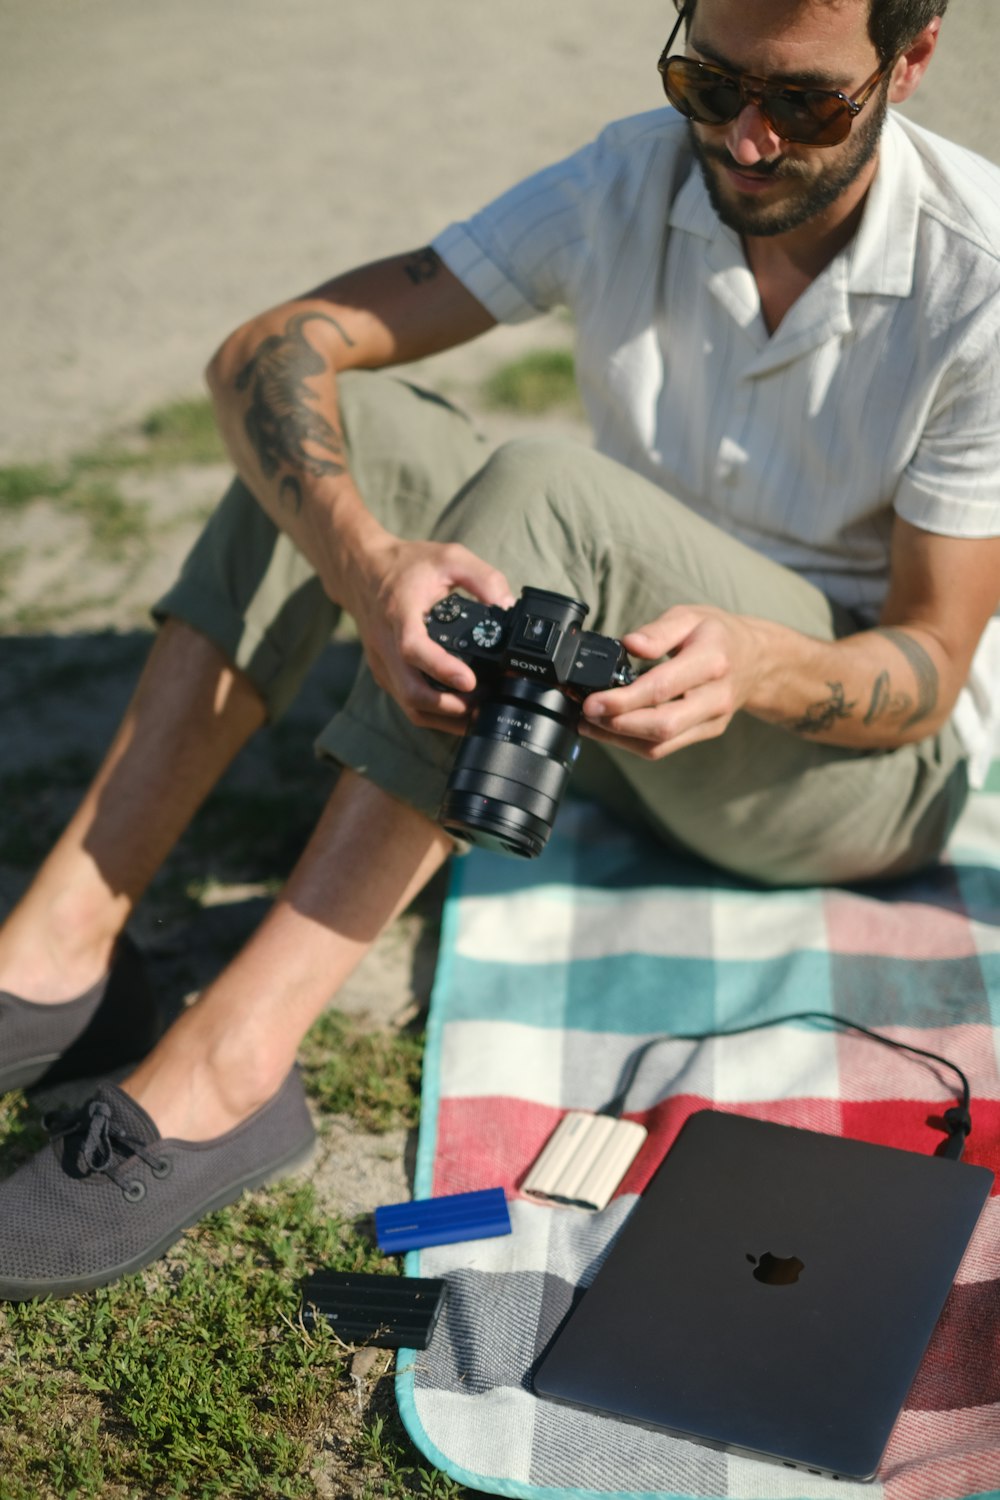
[{"xmin": 155, "ymin": 370, "xmax": 968, "ymax": 886}]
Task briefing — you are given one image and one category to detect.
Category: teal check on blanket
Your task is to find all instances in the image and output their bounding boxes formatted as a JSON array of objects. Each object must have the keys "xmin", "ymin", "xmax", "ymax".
[{"xmin": 397, "ymin": 775, "xmax": 1000, "ymax": 1500}]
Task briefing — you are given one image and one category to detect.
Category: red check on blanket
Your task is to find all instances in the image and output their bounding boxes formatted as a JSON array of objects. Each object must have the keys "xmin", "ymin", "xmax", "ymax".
[{"xmin": 397, "ymin": 778, "xmax": 1000, "ymax": 1500}]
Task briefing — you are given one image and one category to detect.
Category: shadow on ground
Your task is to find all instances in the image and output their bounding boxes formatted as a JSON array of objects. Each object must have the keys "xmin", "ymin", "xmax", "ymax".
[
  {"xmin": 3, "ymin": 630, "xmax": 360, "ymax": 1001},
  {"xmin": 1, "ymin": 628, "xmax": 448, "ymax": 1226}
]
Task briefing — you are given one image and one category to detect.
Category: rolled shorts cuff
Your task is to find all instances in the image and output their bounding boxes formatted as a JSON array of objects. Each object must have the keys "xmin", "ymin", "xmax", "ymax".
[
  {"xmin": 315, "ymin": 706, "xmax": 468, "ymax": 850},
  {"xmin": 152, "ymin": 581, "xmax": 298, "ymax": 723}
]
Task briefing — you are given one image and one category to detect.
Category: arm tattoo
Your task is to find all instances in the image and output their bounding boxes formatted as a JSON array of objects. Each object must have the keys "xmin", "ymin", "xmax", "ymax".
[
  {"xmin": 235, "ymin": 311, "xmax": 355, "ymax": 513},
  {"xmin": 778, "ymin": 629, "xmax": 937, "ymax": 740},
  {"xmin": 784, "ymin": 682, "xmax": 856, "ymax": 735},
  {"xmin": 403, "ymin": 246, "xmax": 442, "ymax": 285},
  {"xmin": 875, "ymin": 628, "xmax": 939, "ymax": 729},
  {"xmin": 862, "ymin": 670, "xmax": 914, "ymax": 727}
]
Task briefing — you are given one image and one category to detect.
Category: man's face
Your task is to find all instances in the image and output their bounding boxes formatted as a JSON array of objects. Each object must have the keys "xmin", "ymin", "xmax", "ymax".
[{"xmin": 685, "ymin": 0, "xmax": 890, "ymax": 238}]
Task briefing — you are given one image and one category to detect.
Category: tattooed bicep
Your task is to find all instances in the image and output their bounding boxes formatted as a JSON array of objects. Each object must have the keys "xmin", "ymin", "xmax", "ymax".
[{"xmin": 402, "ymin": 246, "xmax": 442, "ymax": 286}]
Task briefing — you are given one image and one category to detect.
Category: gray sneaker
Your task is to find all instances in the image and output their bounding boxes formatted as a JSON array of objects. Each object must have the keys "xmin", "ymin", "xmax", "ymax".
[
  {"xmin": 0, "ymin": 1068, "xmax": 317, "ymax": 1300},
  {"xmin": 0, "ymin": 934, "xmax": 162, "ymax": 1094}
]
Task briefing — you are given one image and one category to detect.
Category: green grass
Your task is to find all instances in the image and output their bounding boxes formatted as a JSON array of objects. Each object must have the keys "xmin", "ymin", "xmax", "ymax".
[
  {"xmin": 0, "ymin": 399, "xmax": 224, "ymax": 510},
  {"xmin": 0, "ymin": 1059, "xmax": 467, "ymax": 1500},
  {"xmin": 0, "ymin": 1103, "xmax": 466, "ymax": 1498},
  {"xmin": 0, "ymin": 463, "xmax": 67, "ymax": 510},
  {"xmin": 140, "ymin": 397, "xmax": 228, "ymax": 466},
  {"xmin": 357, "ymin": 1414, "xmax": 465, "ymax": 1499},
  {"xmin": 481, "ymin": 348, "xmax": 581, "ymax": 415},
  {"xmin": 0, "ymin": 1182, "xmax": 375, "ymax": 1498},
  {"xmin": 66, "ymin": 481, "xmax": 150, "ymax": 557},
  {"xmin": 0, "ymin": 1009, "xmax": 450, "ymax": 1497},
  {"xmin": 6, "ymin": 591, "xmax": 129, "ymax": 633},
  {"xmin": 0, "ymin": 1094, "xmax": 50, "ymax": 1179},
  {"xmin": 0, "ymin": 396, "xmax": 224, "ymax": 565},
  {"xmin": 300, "ymin": 1012, "xmax": 425, "ymax": 1134}
]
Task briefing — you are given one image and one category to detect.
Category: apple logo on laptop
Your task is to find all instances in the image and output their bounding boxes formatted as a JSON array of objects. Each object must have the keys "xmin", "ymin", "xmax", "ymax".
[{"xmin": 746, "ymin": 1251, "xmax": 804, "ymax": 1286}]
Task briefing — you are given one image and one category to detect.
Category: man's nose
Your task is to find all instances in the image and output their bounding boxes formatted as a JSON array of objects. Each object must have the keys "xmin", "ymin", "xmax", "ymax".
[{"xmin": 723, "ymin": 101, "xmax": 784, "ymax": 164}]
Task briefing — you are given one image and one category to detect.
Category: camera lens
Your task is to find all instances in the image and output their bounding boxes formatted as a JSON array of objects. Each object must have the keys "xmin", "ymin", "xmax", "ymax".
[{"xmin": 438, "ymin": 677, "xmax": 581, "ymax": 858}]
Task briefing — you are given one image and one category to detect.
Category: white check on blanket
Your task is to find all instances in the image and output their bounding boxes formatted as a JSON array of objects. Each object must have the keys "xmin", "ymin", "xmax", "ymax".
[{"xmin": 396, "ymin": 778, "xmax": 1000, "ymax": 1500}]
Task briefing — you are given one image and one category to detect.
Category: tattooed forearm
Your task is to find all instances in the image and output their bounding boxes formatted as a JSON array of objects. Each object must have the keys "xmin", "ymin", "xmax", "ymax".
[
  {"xmin": 876, "ymin": 628, "xmax": 939, "ymax": 729},
  {"xmin": 784, "ymin": 682, "xmax": 856, "ymax": 735},
  {"xmin": 279, "ymin": 475, "xmax": 305, "ymax": 515},
  {"xmin": 862, "ymin": 670, "xmax": 914, "ymax": 727},
  {"xmin": 235, "ymin": 311, "xmax": 356, "ymax": 501},
  {"xmin": 784, "ymin": 630, "xmax": 938, "ymax": 740},
  {"xmin": 403, "ymin": 246, "xmax": 442, "ymax": 285}
]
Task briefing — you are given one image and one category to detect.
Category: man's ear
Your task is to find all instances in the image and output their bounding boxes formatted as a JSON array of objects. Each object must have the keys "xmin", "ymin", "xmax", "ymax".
[{"xmin": 887, "ymin": 17, "xmax": 941, "ymax": 104}]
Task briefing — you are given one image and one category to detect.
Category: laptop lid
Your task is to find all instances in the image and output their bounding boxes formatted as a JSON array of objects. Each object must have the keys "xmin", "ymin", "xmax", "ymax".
[{"xmin": 534, "ymin": 1110, "xmax": 993, "ymax": 1482}]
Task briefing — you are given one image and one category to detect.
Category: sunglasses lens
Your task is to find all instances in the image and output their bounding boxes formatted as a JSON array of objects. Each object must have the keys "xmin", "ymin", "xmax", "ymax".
[
  {"xmin": 661, "ymin": 59, "xmax": 854, "ymax": 146},
  {"xmin": 663, "ymin": 60, "xmax": 742, "ymax": 125},
  {"xmin": 767, "ymin": 89, "xmax": 852, "ymax": 145}
]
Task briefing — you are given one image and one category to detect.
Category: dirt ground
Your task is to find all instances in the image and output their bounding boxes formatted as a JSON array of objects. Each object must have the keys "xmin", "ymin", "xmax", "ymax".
[
  {"xmin": 1, "ymin": 0, "xmax": 997, "ymax": 465},
  {"xmin": 1, "ymin": 2, "xmax": 998, "ymax": 1493}
]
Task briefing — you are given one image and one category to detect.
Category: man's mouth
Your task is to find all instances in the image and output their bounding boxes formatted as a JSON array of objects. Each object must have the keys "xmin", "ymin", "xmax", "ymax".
[
  {"xmin": 704, "ymin": 150, "xmax": 807, "ymax": 195},
  {"xmin": 723, "ymin": 163, "xmax": 778, "ymax": 193}
]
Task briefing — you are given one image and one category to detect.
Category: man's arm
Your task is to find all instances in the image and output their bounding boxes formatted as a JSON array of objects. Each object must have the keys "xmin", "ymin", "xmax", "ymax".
[
  {"xmin": 205, "ymin": 248, "xmax": 511, "ymax": 730},
  {"xmin": 581, "ymin": 517, "xmax": 1000, "ymax": 760}
]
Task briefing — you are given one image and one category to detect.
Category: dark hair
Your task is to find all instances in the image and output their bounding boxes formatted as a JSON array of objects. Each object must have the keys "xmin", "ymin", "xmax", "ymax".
[
  {"xmin": 868, "ymin": 1, "xmax": 948, "ymax": 63},
  {"xmin": 678, "ymin": 1, "xmax": 948, "ymax": 65}
]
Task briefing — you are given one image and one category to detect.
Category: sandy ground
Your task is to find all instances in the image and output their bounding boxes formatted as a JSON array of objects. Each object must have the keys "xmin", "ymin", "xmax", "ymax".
[
  {"xmin": 0, "ymin": 3, "xmax": 998, "ymax": 1490},
  {"xmin": 1, "ymin": 0, "xmax": 997, "ymax": 463}
]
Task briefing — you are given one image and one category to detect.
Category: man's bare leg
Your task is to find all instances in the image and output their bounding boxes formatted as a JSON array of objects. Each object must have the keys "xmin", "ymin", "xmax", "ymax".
[
  {"xmin": 120, "ymin": 769, "xmax": 453, "ymax": 1141},
  {"xmin": 0, "ymin": 619, "xmax": 267, "ymax": 1002}
]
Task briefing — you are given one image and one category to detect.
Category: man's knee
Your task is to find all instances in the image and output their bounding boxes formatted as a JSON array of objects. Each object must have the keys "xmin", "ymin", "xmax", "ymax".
[
  {"xmin": 433, "ymin": 436, "xmax": 618, "ymax": 582},
  {"xmin": 465, "ymin": 435, "xmax": 602, "ymax": 512},
  {"xmin": 441, "ymin": 434, "xmax": 691, "ymax": 558}
]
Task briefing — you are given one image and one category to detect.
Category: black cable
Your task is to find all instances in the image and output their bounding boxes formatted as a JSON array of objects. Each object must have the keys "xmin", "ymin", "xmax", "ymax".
[{"xmin": 599, "ymin": 1010, "xmax": 973, "ymax": 1161}]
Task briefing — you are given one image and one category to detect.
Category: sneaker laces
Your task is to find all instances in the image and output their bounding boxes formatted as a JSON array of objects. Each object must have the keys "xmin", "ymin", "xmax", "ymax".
[{"xmin": 47, "ymin": 1098, "xmax": 169, "ymax": 1196}]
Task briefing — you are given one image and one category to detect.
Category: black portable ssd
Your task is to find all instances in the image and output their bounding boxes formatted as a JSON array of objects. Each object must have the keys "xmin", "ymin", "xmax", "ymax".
[{"xmin": 300, "ymin": 1270, "xmax": 448, "ymax": 1349}]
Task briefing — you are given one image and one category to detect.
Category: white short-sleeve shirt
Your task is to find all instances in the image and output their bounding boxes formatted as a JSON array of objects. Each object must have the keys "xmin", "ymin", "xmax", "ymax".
[{"xmin": 433, "ymin": 109, "xmax": 1000, "ymax": 785}]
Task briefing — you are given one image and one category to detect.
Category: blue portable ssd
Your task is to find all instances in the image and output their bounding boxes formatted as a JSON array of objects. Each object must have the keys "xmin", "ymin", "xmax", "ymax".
[{"xmin": 375, "ymin": 1186, "xmax": 511, "ymax": 1253}]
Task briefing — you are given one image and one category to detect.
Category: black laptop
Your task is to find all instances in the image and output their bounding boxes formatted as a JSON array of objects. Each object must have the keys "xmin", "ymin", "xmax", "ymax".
[{"xmin": 534, "ymin": 1110, "xmax": 993, "ymax": 1482}]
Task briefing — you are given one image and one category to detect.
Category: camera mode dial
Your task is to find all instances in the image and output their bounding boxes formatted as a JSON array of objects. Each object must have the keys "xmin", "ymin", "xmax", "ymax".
[{"xmin": 472, "ymin": 617, "xmax": 504, "ymax": 649}]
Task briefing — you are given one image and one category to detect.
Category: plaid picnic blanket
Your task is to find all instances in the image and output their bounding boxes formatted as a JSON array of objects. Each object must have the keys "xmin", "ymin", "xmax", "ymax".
[{"xmin": 396, "ymin": 773, "xmax": 1000, "ymax": 1500}]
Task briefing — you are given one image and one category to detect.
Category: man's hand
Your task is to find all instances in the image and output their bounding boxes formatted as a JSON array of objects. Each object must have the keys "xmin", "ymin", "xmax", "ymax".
[
  {"xmin": 580, "ymin": 606, "xmax": 762, "ymax": 759},
  {"xmin": 343, "ymin": 535, "xmax": 515, "ymax": 734},
  {"xmin": 581, "ymin": 520, "xmax": 1000, "ymax": 761}
]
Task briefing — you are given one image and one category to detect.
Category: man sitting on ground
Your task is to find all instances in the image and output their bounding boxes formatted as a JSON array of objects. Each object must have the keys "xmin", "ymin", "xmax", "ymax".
[{"xmin": 0, "ymin": 0, "xmax": 997, "ymax": 1299}]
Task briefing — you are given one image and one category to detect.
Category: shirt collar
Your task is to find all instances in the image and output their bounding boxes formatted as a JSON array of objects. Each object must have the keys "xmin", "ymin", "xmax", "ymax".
[
  {"xmin": 846, "ymin": 111, "xmax": 921, "ymax": 298},
  {"xmin": 667, "ymin": 109, "xmax": 922, "ymax": 303}
]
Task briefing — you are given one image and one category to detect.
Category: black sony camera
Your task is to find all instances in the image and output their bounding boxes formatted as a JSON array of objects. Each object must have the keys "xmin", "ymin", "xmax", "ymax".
[{"xmin": 425, "ymin": 586, "xmax": 634, "ymax": 858}]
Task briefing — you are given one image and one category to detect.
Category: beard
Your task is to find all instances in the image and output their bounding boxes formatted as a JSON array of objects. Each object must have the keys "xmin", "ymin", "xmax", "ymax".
[{"xmin": 690, "ymin": 84, "xmax": 888, "ymax": 238}]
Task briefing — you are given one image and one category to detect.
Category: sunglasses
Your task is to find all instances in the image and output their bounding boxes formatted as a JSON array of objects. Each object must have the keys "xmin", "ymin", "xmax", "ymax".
[{"xmin": 657, "ymin": 4, "xmax": 891, "ymax": 147}]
